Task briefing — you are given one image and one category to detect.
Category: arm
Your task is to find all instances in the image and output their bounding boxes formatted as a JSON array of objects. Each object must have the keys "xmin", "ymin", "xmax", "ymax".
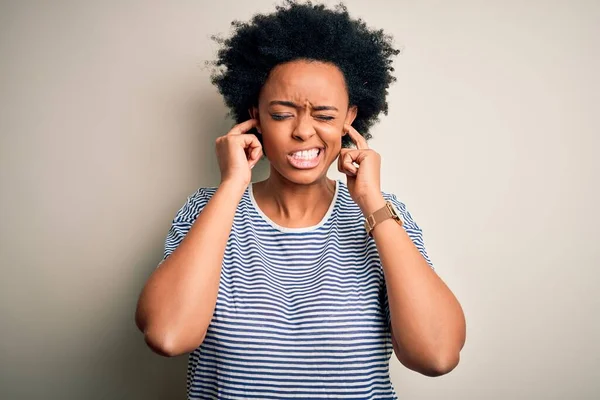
[
  {"xmin": 135, "ymin": 181, "xmax": 246, "ymax": 357},
  {"xmin": 363, "ymin": 196, "xmax": 466, "ymax": 377},
  {"xmin": 135, "ymin": 119, "xmax": 261, "ymax": 357}
]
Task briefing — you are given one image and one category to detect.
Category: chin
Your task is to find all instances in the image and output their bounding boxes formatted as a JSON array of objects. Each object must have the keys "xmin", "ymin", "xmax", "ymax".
[{"xmin": 272, "ymin": 165, "xmax": 330, "ymax": 186}]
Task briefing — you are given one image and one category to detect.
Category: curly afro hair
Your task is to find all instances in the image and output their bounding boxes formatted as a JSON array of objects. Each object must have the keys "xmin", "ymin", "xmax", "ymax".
[{"xmin": 209, "ymin": 0, "xmax": 401, "ymax": 148}]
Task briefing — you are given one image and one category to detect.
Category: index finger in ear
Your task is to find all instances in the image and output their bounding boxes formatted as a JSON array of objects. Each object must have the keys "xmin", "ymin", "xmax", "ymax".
[
  {"xmin": 344, "ymin": 124, "xmax": 369, "ymax": 150},
  {"xmin": 229, "ymin": 119, "xmax": 259, "ymax": 136}
]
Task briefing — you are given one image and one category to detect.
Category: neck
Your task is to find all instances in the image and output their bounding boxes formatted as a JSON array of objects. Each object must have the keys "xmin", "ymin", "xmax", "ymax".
[{"xmin": 254, "ymin": 169, "xmax": 336, "ymax": 227}]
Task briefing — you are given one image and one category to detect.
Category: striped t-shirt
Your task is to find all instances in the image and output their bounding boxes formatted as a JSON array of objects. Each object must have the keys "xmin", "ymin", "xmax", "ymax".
[{"xmin": 162, "ymin": 179, "xmax": 435, "ymax": 400}]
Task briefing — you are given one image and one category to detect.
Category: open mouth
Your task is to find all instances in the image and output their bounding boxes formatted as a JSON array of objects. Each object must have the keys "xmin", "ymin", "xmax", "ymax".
[{"xmin": 287, "ymin": 148, "xmax": 323, "ymax": 169}]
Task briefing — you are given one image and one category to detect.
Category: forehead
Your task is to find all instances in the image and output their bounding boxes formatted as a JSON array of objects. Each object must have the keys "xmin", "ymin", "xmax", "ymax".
[{"xmin": 259, "ymin": 60, "xmax": 349, "ymax": 106}]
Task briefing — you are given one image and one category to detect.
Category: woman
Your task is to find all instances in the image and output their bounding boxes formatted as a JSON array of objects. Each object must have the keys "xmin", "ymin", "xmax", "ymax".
[{"xmin": 135, "ymin": 1, "xmax": 466, "ymax": 399}]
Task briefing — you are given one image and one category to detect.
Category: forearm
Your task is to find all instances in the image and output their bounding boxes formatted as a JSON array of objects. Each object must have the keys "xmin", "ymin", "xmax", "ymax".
[
  {"xmin": 363, "ymin": 197, "xmax": 466, "ymax": 375},
  {"xmin": 135, "ymin": 181, "xmax": 246, "ymax": 356}
]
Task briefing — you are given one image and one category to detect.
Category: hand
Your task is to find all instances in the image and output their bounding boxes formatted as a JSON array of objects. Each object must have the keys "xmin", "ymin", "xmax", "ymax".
[
  {"xmin": 215, "ymin": 119, "xmax": 263, "ymax": 188},
  {"xmin": 337, "ymin": 124, "xmax": 386, "ymax": 214}
]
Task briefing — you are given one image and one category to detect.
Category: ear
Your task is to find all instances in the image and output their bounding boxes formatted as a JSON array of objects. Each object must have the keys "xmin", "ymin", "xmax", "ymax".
[
  {"xmin": 343, "ymin": 106, "xmax": 358, "ymax": 136},
  {"xmin": 248, "ymin": 107, "xmax": 262, "ymax": 133}
]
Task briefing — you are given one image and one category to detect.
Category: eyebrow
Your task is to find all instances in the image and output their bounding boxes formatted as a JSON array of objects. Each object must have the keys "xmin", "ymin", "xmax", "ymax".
[{"xmin": 268, "ymin": 100, "xmax": 338, "ymax": 112}]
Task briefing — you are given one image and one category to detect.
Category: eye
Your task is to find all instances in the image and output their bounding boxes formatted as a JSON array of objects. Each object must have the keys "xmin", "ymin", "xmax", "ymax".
[
  {"xmin": 270, "ymin": 114, "xmax": 290, "ymax": 121},
  {"xmin": 316, "ymin": 115, "xmax": 335, "ymax": 121}
]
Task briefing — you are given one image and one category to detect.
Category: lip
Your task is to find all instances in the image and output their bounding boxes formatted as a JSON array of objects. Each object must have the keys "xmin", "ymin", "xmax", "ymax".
[{"xmin": 286, "ymin": 148, "xmax": 323, "ymax": 170}]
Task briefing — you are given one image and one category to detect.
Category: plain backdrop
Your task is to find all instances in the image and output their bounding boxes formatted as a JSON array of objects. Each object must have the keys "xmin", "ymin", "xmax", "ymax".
[{"xmin": 1, "ymin": 0, "xmax": 598, "ymax": 399}]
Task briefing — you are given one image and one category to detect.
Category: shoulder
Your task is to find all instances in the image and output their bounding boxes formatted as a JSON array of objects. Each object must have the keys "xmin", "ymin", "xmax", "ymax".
[
  {"xmin": 337, "ymin": 181, "xmax": 419, "ymax": 228},
  {"xmin": 173, "ymin": 186, "xmax": 218, "ymax": 222},
  {"xmin": 381, "ymin": 189, "xmax": 435, "ymax": 269},
  {"xmin": 379, "ymin": 191, "xmax": 420, "ymax": 230},
  {"xmin": 190, "ymin": 186, "xmax": 218, "ymax": 203}
]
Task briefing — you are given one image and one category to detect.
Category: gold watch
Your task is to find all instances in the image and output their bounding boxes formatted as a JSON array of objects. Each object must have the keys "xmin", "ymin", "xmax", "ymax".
[{"xmin": 364, "ymin": 200, "xmax": 403, "ymax": 237}]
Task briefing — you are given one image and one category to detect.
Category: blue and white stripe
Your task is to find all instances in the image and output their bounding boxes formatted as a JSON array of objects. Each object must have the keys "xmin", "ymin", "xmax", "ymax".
[{"xmin": 163, "ymin": 179, "xmax": 434, "ymax": 399}]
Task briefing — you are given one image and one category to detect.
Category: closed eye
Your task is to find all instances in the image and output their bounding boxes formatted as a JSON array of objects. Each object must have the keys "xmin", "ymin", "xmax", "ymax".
[
  {"xmin": 270, "ymin": 114, "xmax": 335, "ymax": 121},
  {"xmin": 316, "ymin": 115, "xmax": 335, "ymax": 121}
]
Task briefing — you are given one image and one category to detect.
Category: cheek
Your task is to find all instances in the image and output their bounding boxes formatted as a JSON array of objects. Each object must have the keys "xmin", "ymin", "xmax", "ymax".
[
  {"xmin": 260, "ymin": 117, "xmax": 290, "ymax": 138},
  {"xmin": 328, "ymin": 138, "xmax": 343, "ymax": 160},
  {"xmin": 320, "ymin": 129, "xmax": 344, "ymax": 161},
  {"xmin": 322, "ymin": 125, "xmax": 344, "ymax": 145},
  {"xmin": 258, "ymin": 125, "xmax": 286, "ymax": 159}
]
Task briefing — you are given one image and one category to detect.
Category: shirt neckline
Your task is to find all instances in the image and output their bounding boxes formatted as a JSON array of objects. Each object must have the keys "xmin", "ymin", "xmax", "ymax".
[{"xmin": 248, "ymin": 179, "xmax": 340, "ymax": 233}]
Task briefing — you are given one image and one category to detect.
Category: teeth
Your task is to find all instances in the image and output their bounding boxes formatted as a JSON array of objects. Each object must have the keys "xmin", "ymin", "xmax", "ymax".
[{"xmin": 292, "ymin": 148, "xmax": 319, "ymax": 160}]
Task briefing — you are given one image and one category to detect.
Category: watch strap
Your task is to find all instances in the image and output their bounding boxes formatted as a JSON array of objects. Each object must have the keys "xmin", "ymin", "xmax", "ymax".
[{"xmin": 364, "ymin": 201, "xmax": 403, "ymax": 237}]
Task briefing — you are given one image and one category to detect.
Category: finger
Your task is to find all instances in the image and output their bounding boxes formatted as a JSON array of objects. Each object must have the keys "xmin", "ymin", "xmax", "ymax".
[
  {"xmin": 345, "ymin": 124, "xmax": 368, "ymax": 150},
  {"xmin": 344, "ymin": 124, "xmax": 369, "ymax": 150},
  {"xmin": 339, "ymin": 150, "xmax": 359, "ymax": 176},
  {"xmin": 337, "ymin": 148, "xmax": 349, "ymax": 174},
  {"xmin": 251, "ymin": 146, "xmax": 261, "ymax": 160},
  {"xmin": 338, "ymin": 157, "xmax": 356, "ymax": 176},
  {"xmin": 249, "ymin": 146, "xmax": 263, "ymax": 166},
  {"xmin": 228, "ymin": 119, "xmax": 259, "ymax": 136},
  {"xmin": 238, "ymin": 134, "xmax": 262, "ymax": 164},
  {"xmin": 338, "ymin": 148, "xmax": 360, "ymax": 167},
  {"xmin": 238, "ymin": 133, "xmax": 261, "ymax": 151},
  {"xmin": 244, "ymin": 145, "xmax": 260, "ymax": 161}
]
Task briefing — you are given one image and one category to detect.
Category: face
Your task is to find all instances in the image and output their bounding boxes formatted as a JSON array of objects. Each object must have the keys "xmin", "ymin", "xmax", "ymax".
[{"xmin": 250, "ymin": 60, "xmax": 357, "ymax": 185}]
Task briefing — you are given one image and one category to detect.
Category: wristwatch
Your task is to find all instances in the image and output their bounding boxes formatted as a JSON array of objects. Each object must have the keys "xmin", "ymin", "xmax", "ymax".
[{"xmin": 364, "ymin": 200, "xmax": 403, "ymax": 237}]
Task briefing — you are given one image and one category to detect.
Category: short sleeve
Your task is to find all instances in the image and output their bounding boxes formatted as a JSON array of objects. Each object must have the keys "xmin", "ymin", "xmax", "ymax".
[
  {"xmin": 383, "ymin": 193, "xmax": 435, "ymax": 270},
  {"xmin": 380, "ymin": 193, "xmax": 435, "ymax": 327},
  {"xmin": 159, "ymin": 187, "xmax": 213, "ymax": 266}
]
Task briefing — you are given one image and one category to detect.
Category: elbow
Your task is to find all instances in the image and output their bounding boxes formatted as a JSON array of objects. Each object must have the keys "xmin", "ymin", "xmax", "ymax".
[
  {"xmin": 143, "ymin": 329, "xmax": 182, "ymax": 357},
  {"xmin": 142, "ymin": 326, "xmax": 206, "ymax": 358},
  {"xmin": 135, "ymin": 301, "xmax": 208, "ymax": 357},
  {"xmin": 135, "ymin": 300, "xmax": 195, "ymax": 357},
  {"xmin": 425, "ymin": 318, "xmax": 466, "ymax": 376},
  {"xmin": 421, "ymin": 351, "xmax": 461, "ymax": 377},
  {"xmin": 397, "ymin": 347, "xmax": 462, "ymax": 377},
  {"xmin": 393, "ymin": 333, "xmax": 464, "ymax": 377}
]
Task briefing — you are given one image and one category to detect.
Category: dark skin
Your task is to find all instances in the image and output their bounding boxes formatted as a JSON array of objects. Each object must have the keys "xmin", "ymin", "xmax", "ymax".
[
  {"xmin": 136, "ymin": 60, "xmax": 465, "ymax": 375},
  {"xmin": 249, "ymin": 60, "xmax": 465, "ymax": 375},
  {"xmin": 249, "ymin": 60, "xmax": 357, "ymax": 228}
]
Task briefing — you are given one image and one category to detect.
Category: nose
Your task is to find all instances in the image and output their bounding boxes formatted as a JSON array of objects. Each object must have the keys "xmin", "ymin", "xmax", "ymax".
[{"xmin": 292, "ymin": 113, "xmax": 316, "ymax": 141}]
